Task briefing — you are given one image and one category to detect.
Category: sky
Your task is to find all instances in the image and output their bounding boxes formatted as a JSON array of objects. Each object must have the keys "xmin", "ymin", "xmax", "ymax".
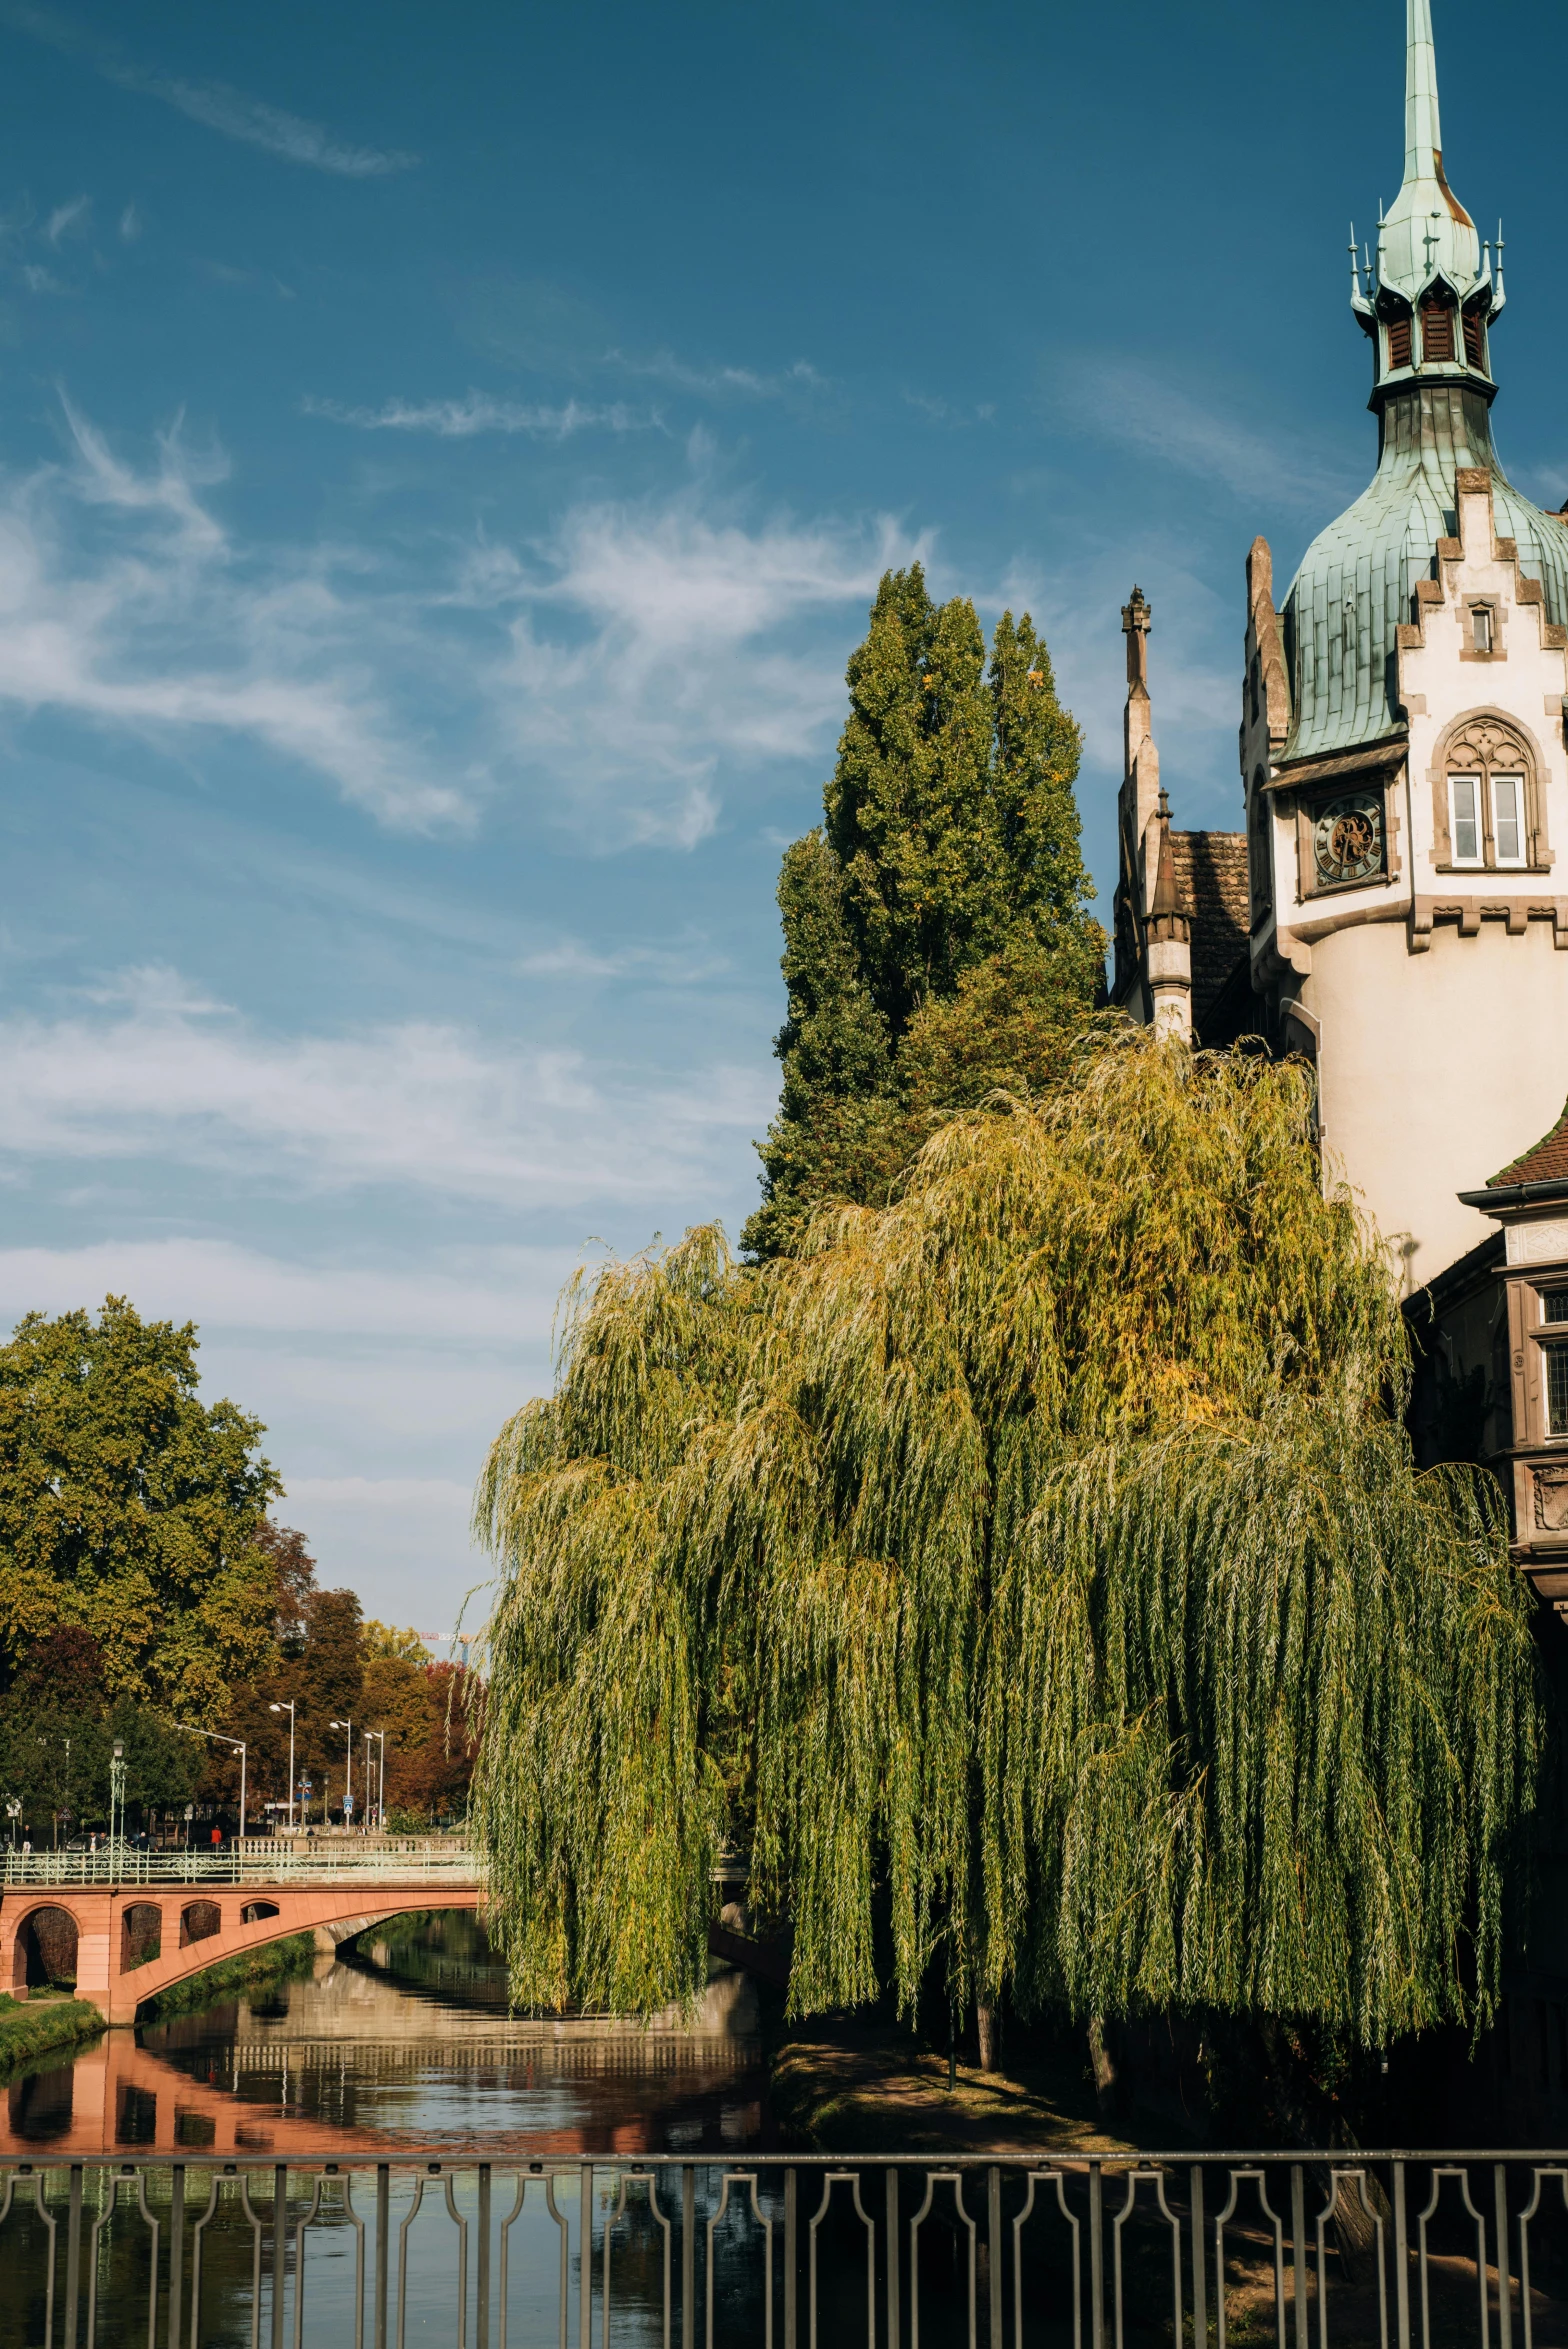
[{"xmin": 0, "ymin": 0, "xmax": 1565, "ymax": 1632}]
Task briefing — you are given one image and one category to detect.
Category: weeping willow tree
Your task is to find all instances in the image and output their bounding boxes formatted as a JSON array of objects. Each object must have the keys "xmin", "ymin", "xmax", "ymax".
[{"xmin": 474, "ymin": 1030, "xmax": 1540, "ymax": 2050}]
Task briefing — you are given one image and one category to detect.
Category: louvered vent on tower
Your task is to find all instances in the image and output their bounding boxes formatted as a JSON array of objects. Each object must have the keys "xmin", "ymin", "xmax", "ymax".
[
  {"xmin": 1420, "ymin": 298, "xmax": 1455, "ymax": 362},
  {"xmin": 1387, "ymin": 314, "xmax": 1413, "ymax": 368}
]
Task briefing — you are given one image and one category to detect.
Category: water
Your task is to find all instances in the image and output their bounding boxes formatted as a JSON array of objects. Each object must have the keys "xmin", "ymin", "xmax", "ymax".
[{"xmin": 2, "ymin": 1911, "xmax": 773, "ymax": 2159}]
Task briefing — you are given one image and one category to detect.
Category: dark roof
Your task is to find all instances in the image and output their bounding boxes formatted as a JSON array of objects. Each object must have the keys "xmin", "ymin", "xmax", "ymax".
[
  {"xmin": 1170, "ymin": 830, "xmax": 1251, "ymax": 1032},
  {"xmin": 1490, "ymin": 1098, "xmax": 1568, "ymax": 1186}
]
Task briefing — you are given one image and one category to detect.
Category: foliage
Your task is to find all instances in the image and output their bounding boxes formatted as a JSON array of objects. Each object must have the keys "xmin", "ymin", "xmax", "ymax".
[
  {"xmin": 365, "ymin": 1621, "xmax": 431, "ymax": 1663},
  {"xmin": 0, "ymin": 1994, "xmax": 105, "ymax": 2082},
  {"xmin": 0, "ymin": 1628, "xmax": 199, "ymax": 1835},
  {"xmin": 0, "ymin": 1298, "xmax": 280, "ymax": 1716},
  {"xmin": 368, "ymin": 1656, "xmax": 482, "ymax": 1824},
  {"xmin": 746, "ymin": 568, "xmax": 1104, "ymax": 1257},
  {"xmin": 475, "ymin": 1032, "xmax": 1540, "ymax": 2044},
  {"xmin": 138, "ymin": 1932, "xmax": 315, "ymax": 2019}
]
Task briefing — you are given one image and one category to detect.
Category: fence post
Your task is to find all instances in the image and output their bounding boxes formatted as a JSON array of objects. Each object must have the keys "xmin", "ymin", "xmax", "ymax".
[
  {"xmin": 1494, "ymin": 2165, "xmax": 1512, "ymax": 2349},
  {"xmin": 476, "ymin": 2164, "xmax": 490, "ymax": 2349},
  {"xmin": 167, "ymin": 2166, "xmax": 185, "ymax": 2349},
  {"xmin": 374, "ymin": 2167, "xmax": 390, "ymax": 2349},
  {"xmin": 1393, "ymin": 2163, "xmax": 1411, "ymax": 2349},
  {"xmin": 988, "ymin": 2167, "xmax": 1003, "ymax": 2349},
  {"xmin": 784, "ymin": 2169, "xmax": 798, "ymax": 2349},
  {"xmin": 885, "ymin": 2170, "xmax": 898, "ymax": 2349},
  {"xmin": 681, "ymin": 2168, "xmax": 695, "ymax": 2349},
  {"xmin": 272, "ymin": 2165, "xmax": 287, "ymax": 2349},
  {"xmin": 1190, "ymin": 2165, "xmax": 1207, "ymax": 2349},
  {"xmin": 1090, "ymin": 2164, "xmax": 1105, "ymax": 2349},
  {"xmin": 64, "ymin": 2164, "xmax": 84, "ymax": 2349},
  {"xmin": 578, "ymin": 2167, "xmax": 592, "ymax": 2349},
  {"xmin": 1291, "ymin": 2167, "xmax": 1308, "ymax": 2349}
]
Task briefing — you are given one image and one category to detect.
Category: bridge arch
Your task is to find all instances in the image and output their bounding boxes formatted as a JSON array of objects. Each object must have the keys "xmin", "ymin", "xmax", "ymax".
[
  {"xmin": 121, "ymin": 1902, "xmax": 161, "ymax": 1971},
  {"xmin": 0, "ymin": 1877, "xmax": 484, "ymax": 2022},
  {"xmin": 11, "ymin": 1903, "xmax": 80, "ymax": 1993}
]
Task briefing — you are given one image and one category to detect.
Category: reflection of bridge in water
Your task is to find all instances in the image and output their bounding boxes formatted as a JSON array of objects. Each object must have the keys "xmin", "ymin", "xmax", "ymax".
[{"xmin": 3, "ymin": 1950, "xmax": 764, "ymax": 2160}]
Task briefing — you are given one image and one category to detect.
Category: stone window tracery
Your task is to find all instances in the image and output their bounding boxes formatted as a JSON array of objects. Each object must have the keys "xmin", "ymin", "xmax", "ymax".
[{"xmin": 1432, "ymin": 714, "xmax": 1548, "ymax": 872}]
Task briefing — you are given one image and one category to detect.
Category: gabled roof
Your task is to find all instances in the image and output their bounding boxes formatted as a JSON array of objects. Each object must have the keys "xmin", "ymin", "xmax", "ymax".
[
  {"xmin": 1491, "ymin": 1100, "xmax": 1568, "ymax": 1188},
  {"xmin": 1170, "ymin": 830, "xmax": 1249, "ymax": 1032}
]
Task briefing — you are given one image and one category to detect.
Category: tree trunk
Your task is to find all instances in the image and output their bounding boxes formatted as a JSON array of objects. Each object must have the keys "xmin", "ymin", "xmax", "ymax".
[
  {"xmin": 976, "ymin": 1999, "xmax": 999, "ymax": 2073},
  {"xmin": 1088, "ymin": 2014, "xmax": 1118, "ymax": 2114}
]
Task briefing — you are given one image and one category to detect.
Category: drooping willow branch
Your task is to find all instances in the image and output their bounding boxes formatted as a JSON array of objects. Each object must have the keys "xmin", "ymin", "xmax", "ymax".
[{"xmin": 473, "ymin": 1031, "xmax": 1540, "ymax": 2040}]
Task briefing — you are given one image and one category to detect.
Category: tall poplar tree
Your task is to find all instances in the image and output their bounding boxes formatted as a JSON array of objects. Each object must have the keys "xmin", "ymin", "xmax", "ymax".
[{"xmin": 746, "ymin": 567, "xmax": 1104, "ymax": 1257}]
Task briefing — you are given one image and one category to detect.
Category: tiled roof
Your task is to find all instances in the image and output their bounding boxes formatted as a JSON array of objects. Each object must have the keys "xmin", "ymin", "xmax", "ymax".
[
  {"xmin": 1491, "ymin": 1099, "xmax": 1568, "ymax": 1187},
  {"xmin": 1170, "ymin": 830, "xmax": 1250, "ymax": 1031}
]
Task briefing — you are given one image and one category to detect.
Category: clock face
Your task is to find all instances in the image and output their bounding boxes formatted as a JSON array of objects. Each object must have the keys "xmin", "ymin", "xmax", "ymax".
[{"xmin": 1314, "ymin": 792, "xmax": 1383, "ymax": 887}]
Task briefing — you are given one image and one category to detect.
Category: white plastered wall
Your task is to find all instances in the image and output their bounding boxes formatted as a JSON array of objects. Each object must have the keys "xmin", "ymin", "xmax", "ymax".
[
  {"xmin": 1263, "ymin": 471, "xmax": 1568, "ymax": 1283},
  {"xmin": 1304, "ymin": 914, "xmax": 1568, "ymax": 1287}
]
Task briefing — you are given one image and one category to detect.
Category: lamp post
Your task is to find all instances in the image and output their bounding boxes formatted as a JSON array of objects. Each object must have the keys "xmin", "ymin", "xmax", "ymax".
[
  {"xmin": 329, "ymin": 1719, "xmax": 353, "ymax": 1829},
  {"xmin": 177, "ymin": 1726, "xmax": 248, "ymax": 1841},
  {"xmin": 108, "ymin": 1738, "xmax": 127, "ymax": 1855},
  {"xmin": 363, "ymin": 1730, "xmax": 386, "ymax": 1831},
  {"xmin": 269, "ymin": 1701, "xmax": 297, "ymax": 1833}
]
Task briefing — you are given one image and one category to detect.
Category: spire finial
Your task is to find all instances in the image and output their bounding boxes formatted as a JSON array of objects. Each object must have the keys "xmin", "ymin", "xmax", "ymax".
[{"xmin": 1405, "ymin": 0, "xmax": 1441, "ymax": 187}]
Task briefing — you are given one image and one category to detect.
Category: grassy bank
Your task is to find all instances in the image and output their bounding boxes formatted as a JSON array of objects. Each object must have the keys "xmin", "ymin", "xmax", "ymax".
[
  {"xmin": 0, "ymin": 1990, "xmax": 106, "ymax": 2078},
  {"xmin": 138, "ymin": 1931, "xmax": 316, "ymax": 2021}
]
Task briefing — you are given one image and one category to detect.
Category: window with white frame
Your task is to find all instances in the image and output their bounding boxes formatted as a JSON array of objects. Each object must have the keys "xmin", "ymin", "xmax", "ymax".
[
  {"xmin": 1492, "ymin": 773, "xmax": 1526, "ymax": 865},
  {"xmin": 1472, "ymin": 604, "xmax": 1494, "ymax": 654},
  {"xmin": 1449, "ymin": 773, "xmax": 1483, "ymax": 864},
  {"xmin": 1439, "ymin": 718, "xmax": 1544, "ymax": 871}
]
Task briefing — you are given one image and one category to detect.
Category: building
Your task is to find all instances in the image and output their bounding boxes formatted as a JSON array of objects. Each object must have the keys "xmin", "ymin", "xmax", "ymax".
[{"xmin": 1114, "ymin": 0, "xmax": 1568, "ymax": 1597}]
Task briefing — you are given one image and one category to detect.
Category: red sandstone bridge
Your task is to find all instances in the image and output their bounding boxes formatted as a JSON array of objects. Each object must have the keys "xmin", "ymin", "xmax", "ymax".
[{"xmin": 0, "ymin": 1840, "xmax": 483, "ymax": 2025}]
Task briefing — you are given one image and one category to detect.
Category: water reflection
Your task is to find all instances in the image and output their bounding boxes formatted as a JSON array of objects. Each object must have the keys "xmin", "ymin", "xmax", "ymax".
[{"xmin": 0, "ymin": 1911, "xmax": 772, "ymax": 2157}]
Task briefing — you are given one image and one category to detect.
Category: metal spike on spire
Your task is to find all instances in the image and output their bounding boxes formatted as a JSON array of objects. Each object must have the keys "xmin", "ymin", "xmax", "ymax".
[{"xmin": 1405, "ymin": 0, "xmax": 1441, "ymax": 188}]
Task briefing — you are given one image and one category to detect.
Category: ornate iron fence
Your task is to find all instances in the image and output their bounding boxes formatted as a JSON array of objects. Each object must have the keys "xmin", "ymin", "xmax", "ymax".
[
  {"xmin": 0, "ymin": 1847, "xmax": 483, "ymax": 1888},
  {"xmin": 4, "ymin": 2149, "xmax": 1568, "ymax": 2349}
]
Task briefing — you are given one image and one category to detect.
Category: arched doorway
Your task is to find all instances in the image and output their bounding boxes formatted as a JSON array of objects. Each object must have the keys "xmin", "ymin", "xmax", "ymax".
[
  {"xmin": 14, "ymin": 1905, "xmax": 79, "ymax": 1992},
  {"xmin": 121, "ymin": 1903, "xmax": 162, "ymax": 1972}
]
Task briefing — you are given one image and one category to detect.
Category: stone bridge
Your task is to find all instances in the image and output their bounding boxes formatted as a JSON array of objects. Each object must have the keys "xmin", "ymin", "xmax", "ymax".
[{"xmin": 0, "ymin": 1849, "xmax": 483, "ymax": 2025}]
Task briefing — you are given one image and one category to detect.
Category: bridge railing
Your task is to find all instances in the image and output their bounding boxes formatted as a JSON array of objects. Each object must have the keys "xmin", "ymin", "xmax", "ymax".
[
  {"xmin": 1, "ymin": 2148, "xmax": 1565, "ymax": 2349},
  {"xmin": 0, "ymin": 1844, "xmax": 483, "ymax": 1887}
]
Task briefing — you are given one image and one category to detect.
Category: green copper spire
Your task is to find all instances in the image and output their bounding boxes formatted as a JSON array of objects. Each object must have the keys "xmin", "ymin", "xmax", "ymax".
[
  {"xmin": 1351, "ymin": 0, "xmax": 1498, "ymax": 401},
  {"xmin": 1279, "ymin": 0, "xmax": 1566, "ymax": 770}
]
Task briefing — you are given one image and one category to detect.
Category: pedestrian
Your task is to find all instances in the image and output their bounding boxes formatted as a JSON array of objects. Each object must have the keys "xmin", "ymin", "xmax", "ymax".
[{"xmin": 211, "ymin": 1824, "xmax": 222, "ymax": 1848}]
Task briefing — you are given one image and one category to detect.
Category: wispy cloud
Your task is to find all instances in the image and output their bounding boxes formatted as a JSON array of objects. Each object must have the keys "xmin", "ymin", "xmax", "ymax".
[
  {"xmin": 0, "ymin": 965, "xmax": 772, "ymax": 1209},
  {"xmin": 303, "ymin": 391, "xmax": 662, "ymax": 440},
  {"xmin": 476, "ymin": 492, "xmax": 920, "ymax": 847},
  {"xmin": 0, "ymin": 395, "xmax": 465, "ymax": 826},
  {"xmin": 118, "ymin": 202, "xmax": 140, "ymax": 242},
  {"xmin": 516, "ymin": 935, "xmax": 730, "ymax": 983},
  {"xmin": 45, "ymin": 192, "xmax": 88, "ymax": 245},
  {"xmin": 607, "ymin": 349, "xmax": 829, "ymax": 401},
  {"xmin": 1053, "ymin": 357, "xmax": 1357, "ymax": 510},
  {"xmin": 2, "ymin": 5, "xmax": 417, "ymax": 176}
]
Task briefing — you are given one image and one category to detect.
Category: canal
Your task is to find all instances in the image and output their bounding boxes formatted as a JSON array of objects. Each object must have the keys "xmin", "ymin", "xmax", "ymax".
[{"xmin": 2, "ymin": 1910, "xmax": 773, "ymax": 2160}]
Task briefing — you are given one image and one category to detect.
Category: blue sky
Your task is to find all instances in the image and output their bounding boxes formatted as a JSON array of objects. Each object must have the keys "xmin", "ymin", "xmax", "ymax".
[{"xmin": 0, "ymin": 0, "xmax": 1564, "ymax": 1629}]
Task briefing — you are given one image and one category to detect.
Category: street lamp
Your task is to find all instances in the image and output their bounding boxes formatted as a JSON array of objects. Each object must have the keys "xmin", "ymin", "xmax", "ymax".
[
  {"xmin": 269, "ymin": 1701, "xmax": 298, "ymax": 1833},
  {"xmin": 109, "ymin": 1738, "xmax": 127, "ymax": 1853},
  {"xmin": 329, "ymin": 1719, "xmax": 353, "ymax": 1829},
  {"xmin": 177, "ymin": 1725, "xmax": 248, "ymax": 1841},
  {"xmin": 363, "ymin": 1729, "xmax": 386, "ymax": 1831}
]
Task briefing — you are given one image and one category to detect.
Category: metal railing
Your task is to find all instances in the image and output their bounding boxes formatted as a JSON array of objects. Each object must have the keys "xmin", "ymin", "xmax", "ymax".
[
  {"xmin": 4, "ymin": 2148, "xmax": 1568, "ymax": 2349},
  {"xmin": 1, "ymin": 1844, "xmax": 483, "ymax": 1888}
]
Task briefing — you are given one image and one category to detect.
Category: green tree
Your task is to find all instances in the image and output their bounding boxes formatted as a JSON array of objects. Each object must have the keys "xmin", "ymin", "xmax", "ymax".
[
  {"xmin": 0, "ymin": 1299, "xmax": 281, "ymax": 1719},
  {"xmin": 0, "ymin": 1627, "xmax": 198, "ymax": 1838},
  {"xmin": 746, "ymin": 568, "xmax": 1105, "ymax": 1257},
  {"xmin": 475, "ymin": 1034, "xmax": 1539, "ymax": 2054}
]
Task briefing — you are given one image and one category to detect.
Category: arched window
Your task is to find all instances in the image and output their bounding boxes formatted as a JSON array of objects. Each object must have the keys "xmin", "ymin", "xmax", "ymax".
[{"xmin": 1433, "ymin": 715, "xmax": 1546, "ymax": 872}]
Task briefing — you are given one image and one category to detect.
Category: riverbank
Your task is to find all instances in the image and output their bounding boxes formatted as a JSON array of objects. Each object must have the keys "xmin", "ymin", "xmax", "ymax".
[
  {"xmin": 772, "ymin": 2020, "xmax": 1138, "ymax": 2156},
  {"xmin": 0, "ymin": 1990, "xmax": 106, "ymax": 2078},
  {"xmin": 136, "ymin": 1930, "xmax": 316, "ymax": 2020}
]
